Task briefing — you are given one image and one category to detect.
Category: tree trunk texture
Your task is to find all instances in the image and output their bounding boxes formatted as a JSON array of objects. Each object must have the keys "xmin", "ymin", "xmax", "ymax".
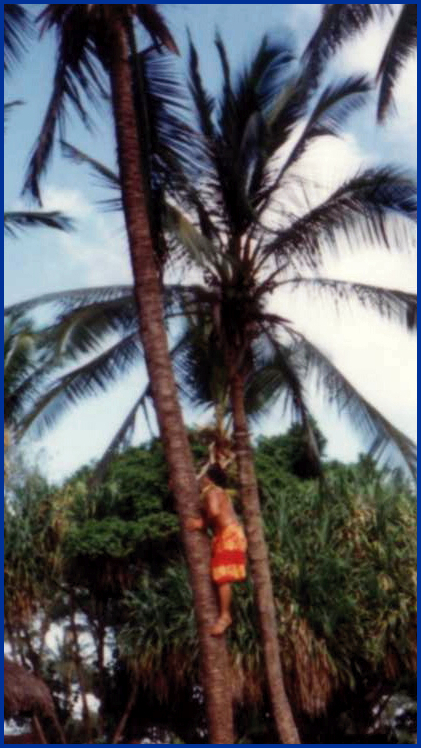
[
  {"xmin": 107, "ymin": 21, "xmax": 234, "ymax": 744},
  {"xmin": 230, "ymin": 372, "xmax": 301, "ymax": 744}
]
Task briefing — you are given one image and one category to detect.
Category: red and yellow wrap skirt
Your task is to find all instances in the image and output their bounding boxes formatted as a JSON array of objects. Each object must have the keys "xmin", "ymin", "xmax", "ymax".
[{"xmin": 211, "ymin": 523, "xmax": 247, "ymax": 586}]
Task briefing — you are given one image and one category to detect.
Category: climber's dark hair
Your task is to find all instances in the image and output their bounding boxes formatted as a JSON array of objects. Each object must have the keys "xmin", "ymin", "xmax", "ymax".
[{"xmin": 206, "ymin": 463, "xmax": 228, "ymax": 488}]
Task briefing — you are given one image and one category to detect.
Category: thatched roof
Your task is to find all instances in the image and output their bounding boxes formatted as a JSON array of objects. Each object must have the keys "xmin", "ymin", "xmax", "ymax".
[{"xmin": 4, "ymin": 658, "xmax": 55, "ymax": 720}]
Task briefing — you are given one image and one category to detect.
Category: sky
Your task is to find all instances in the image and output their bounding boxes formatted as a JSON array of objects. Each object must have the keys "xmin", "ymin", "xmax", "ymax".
[{"xmin": 4, "ymin": 4, "xmax": 417, "ymax": 483}]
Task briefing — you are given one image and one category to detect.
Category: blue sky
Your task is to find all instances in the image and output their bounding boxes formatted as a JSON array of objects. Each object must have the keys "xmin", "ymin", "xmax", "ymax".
[{"xmin": 4, "ymin": 4, "xmax": 417, "ymax": 482}]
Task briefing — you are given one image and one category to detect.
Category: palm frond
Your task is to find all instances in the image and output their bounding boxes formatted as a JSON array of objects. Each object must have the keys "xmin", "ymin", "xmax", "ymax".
[
  {"xmin": 261, "ymin": 75, "xmax": 372, "ymax": 214},
  {"xmin": 4, "ymin": 100, "xmax": 24, "ymax": 129},
  {"xmin": 4, "ymin": 210, "xmax": 75, "ymax": 238},
  {"xmin": 248, "ymin": 329, "xmax": 321, "ymax": 472},
  {"xmin": 301, "ymin": 4, "xmax": 391, "ymax": 82},
  {"xmin": 133, "ymin": 45, "xmax": 196, "ymax": 194},
  {"xmin": 215, "ymin": 32, "xmax": 235, "ymax": 135},
  {"xmin": 4, "ymin": 319, "xmax": 36, "ymax": 395},
  {"xmin": 265, "ymin": 73, "xmax": 313, "ymax": 159},
  {"xmin": 135, "ymin": 4, "xmax": 179, "ymax": 55},
  {"xmin": 231, "ymin": 37, "xmax": 296, "ymax": 204},
  {"xmin": 61, "ymin": 141, "xmax": 120, "ymax": 190},
  {"xmin": 244, "ymin": 329, "xmax": 305, "ymax": 420},
  {"xmin": 4, "ymin": 314, "xmax": 55, "ymax": 427},
  {"xmin": 23, "ymin": 6, "xmax": 107, "ymax": 202},
  {"xmin": 4, "ymin": 285, "xmax": 133, "ymax": 317},
  {"xmin": 280, "ymin": 277, "xmax": 417, "ymax": 331},
  {"xmin": 274, "ymin": 75, "xmax": 371, "ymax": 182},
  {"xmin": 171, "ymin": 322, "xmax": 226, "ymax": 410},
  {"xmin": 238, "ymin": 35, "xmax": 295, "ymax": 116},
  {"xmin": 18, "ymin": 332, "xmax": 142, "ymax": 438},
  {"xmin": 4, "ymin": 4, "xmax": 32, "ymax": 73},
  {"xmin": 376, "ymin": 4, "xmax": 417, "ymax": 122},
  {"xmin": 263, "ymin": 167, "xmax": 417, "ymax": 270},
  {"xmin": 92, "ymin": 389, "xmax": 152, "ymax": 483},
  {"xmin": 163, "ymin": 283, "xmax": 216, "ymax": 319},
  {"xmin": 5, "ymin": 358, "xmax": 53, "ymax": 428},
  {"xmin": 163, "ymin": 204, "xmax": 220, "ymax": 270},
  {"xmin": 187, "ymin": 35, "xmax": 215, "ymax": 141},
  {"xmin": 294, "ymin": 332, "xmax": 417, "ymax": 479},
  {"xmin": 44, "ymin": 299, "xmax": 138, "ymax": 360}
]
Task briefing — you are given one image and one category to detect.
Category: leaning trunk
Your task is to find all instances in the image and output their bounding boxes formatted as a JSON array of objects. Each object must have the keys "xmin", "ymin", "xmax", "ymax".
[
  {"xmin": 230, "ymin": 371, "xmax": 301, "ymax": 744},
  {"xmin": 107, "ymin": 20, "xmax": 234, "ymax": 744},
  {"xmin": 112, "ymin": 675, "xmax": 139, "ymax": 744}
]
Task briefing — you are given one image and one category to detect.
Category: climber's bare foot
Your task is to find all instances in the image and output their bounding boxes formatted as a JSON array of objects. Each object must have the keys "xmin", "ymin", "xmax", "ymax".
[{"xmin": 210, "ymin": 614, "xmax": 232, "ymax": 636}]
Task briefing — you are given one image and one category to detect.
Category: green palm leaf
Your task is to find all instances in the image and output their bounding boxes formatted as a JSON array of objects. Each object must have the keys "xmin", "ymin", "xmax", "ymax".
[
  {"xmin": 135, "ymin": 4, "xmax": 179, "ymax": 55},
  {"xmin": 4, "ymin": 313, "xmax": 54, "ymax": 427},
  {"xmin": 302, "ymin": 4, "xmax": 416, "ymax": 124}
]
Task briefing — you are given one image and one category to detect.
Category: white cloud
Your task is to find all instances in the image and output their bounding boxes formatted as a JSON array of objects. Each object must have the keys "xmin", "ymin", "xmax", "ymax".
[
  {"xmin": 11, "ymin": 185, "xmax": 93, "ymax": 220},
  {"xmin": 267, "ymin": 268, "xmax": 417, "ymax": 449},
  {"xmin": 331, "ymin": 9, "xmax": 397, "ymax": 79},
  {"xmin": 42, "ymin": 186, "xmax": 133, "ymax": 286},
  {"xmin": 56, "ymin": 222, "xmax": 132, "ymax": 287},
  {"xmin": 11, "ymin": 184, "xmax": 134, "ymax": 290}
]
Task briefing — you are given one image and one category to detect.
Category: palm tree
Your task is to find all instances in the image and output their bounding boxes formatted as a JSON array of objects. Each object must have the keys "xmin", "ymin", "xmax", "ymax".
[
  {"xmin": 157, "ymin": 31, "xmax": 416, "ymax": 741},
  {"xmin": 9, "ymin": 20, "xmax": 416, "ymax": 739},
  {"xmin": 16, "ymin": 121, "xmax": 415, "ymax": 477},
  {"xmin": 302, "ymin": 4, "xmax": 417, "ymax": 121},
  {"xmin": 21, "ymin": 6, "xmax": 233, "ymax": 742}
]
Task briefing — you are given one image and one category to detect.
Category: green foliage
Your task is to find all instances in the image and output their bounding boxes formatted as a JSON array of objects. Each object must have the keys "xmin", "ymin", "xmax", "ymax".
[
  {"xmin": 4, "ymin": 429, "xmax": 416, "ymax": 741},
  {"xmin": 4, "ymin": 464, "xmax": 60, "ymax": 623},
  {"xmin": 256, "ymin": 420, "xmax": 327, "ymax": 480},
  {"xmin": 257, "ymin": 446, "xmax": 416, "ymax": 702}
]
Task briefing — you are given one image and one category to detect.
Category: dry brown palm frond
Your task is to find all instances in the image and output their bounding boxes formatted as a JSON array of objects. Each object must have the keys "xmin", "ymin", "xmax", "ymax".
[
  {"xmin": 280, "ymin": 614, "xmax": 337, "ymax": 716},
  {"xmin": 4, "ymin": 658, "xmax": 55, "ymax": 719}
]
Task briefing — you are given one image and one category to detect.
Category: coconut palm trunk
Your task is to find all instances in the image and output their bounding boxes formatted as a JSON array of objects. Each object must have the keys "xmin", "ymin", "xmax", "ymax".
[
  {"xmin": 230, "ymin": 371, "xmax": 300, "ymax": 744},
  {"xmin": 106, "ymin": 19, "xmax": 233, "ymax": 743}
]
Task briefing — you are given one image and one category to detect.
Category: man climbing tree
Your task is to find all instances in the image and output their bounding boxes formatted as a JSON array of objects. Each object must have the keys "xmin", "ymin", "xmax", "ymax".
[{"xmin": 187, "ymin": 465, "xmax": 248, "ymax": 636}]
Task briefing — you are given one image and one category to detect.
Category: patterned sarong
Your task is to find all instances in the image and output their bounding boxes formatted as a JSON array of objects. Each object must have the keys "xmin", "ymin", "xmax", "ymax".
[{"xmin": 211, "ymin": 523, "xmax": 247, "ymax": 586}]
